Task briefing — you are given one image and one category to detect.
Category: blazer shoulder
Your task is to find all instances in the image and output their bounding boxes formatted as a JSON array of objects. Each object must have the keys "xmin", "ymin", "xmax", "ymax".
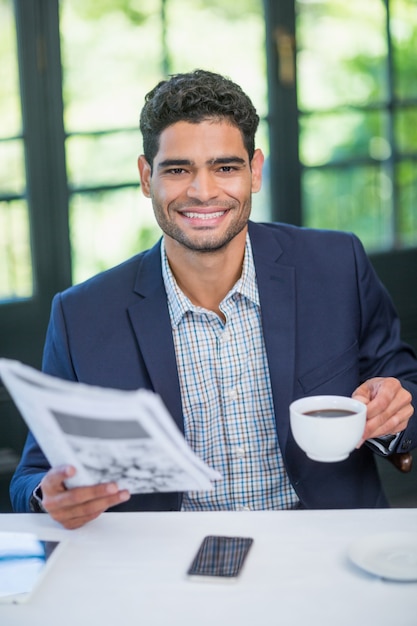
[
  {"xmin": 59, "ymin": 241, "xmax": 162, "ymax": 306},
  {"xmin": 249, "ymin": 220, "xmax": 362, "ymax": 264},
  {"xmin": 251, "ymin": 220, "xmax": 359, "ymax": 243}
]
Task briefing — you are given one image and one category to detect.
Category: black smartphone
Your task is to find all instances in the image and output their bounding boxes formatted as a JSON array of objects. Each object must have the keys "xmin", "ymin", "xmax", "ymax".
[{"xmin": 186, "ymin": 535, "xmax": 254, "ymax": 581}]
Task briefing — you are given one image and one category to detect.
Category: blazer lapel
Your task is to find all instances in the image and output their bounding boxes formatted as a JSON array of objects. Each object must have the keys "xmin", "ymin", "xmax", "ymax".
[
  {"xmin": 249, "ymin": 222, "xmax": 296, "ymax": 453},
  {"xmin": 126, "ymin": 226, "xmax": 297, "ymax": 447},
  {"xmin": 127, "ymin": 243, "xmax": 184, "ymax": 433}
]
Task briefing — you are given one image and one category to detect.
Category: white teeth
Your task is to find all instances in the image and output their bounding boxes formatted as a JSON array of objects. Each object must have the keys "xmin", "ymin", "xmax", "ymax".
[{"xmin": 182, "ymin": 211, "xmax": 225, "ymax": 219}]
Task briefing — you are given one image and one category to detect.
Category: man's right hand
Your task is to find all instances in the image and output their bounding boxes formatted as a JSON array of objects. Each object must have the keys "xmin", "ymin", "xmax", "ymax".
[{"xmin": 39, "ymin": 465, "xmax": 131, "ymax": 530}]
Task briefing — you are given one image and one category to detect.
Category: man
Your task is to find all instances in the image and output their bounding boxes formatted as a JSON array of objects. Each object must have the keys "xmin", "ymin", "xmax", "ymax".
[{"xmin": 10, "ymin": 70, "xmax": 417, "ymax": 529}]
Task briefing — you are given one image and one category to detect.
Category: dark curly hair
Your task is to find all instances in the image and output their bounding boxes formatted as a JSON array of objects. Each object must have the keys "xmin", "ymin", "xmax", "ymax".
[{"xmin": 139, "ymin": 69, "xmax": 260, "ymax": 168}]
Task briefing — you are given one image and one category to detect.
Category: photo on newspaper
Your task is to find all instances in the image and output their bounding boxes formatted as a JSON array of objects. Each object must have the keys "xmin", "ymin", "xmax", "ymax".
[{"xmin": 0, "ymin": 359, "xmax": 222, "ymax": 494}]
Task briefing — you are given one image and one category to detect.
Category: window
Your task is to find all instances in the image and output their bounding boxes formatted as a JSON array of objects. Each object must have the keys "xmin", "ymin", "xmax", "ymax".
[
  {"xmin": 59, "ymin": 0, "xmax": 268, "ymax": 284},
  {"xmin": 296, "ymin": 0, "xmax": 417, "ymax": 251},
  {"xmin": 0, "ymin": 1, "xmax": 32, "ymax": 300},
  {"xmin": 0, "ymin": 0, "xmax": 416, "ymax": 316},
  {"xmin": 3, "ymin": 0, "xmax": 416, "ymax": 301}
]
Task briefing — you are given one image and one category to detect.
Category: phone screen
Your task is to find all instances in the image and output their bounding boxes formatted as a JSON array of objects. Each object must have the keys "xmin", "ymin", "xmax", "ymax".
[{"xmin": 187, "ymin": 535, "xmax": 253, "ymax": 580}]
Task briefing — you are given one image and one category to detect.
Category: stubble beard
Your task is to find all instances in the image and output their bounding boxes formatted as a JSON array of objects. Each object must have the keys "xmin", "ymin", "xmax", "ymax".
[{"xmin": 153, "ymin": 200, "xmax": 251, "ymax": 253}]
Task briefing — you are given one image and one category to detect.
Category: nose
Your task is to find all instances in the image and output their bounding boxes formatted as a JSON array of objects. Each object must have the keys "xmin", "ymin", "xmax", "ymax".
[{"xmin": 187, "ymin": 169, "xmax": 218, "ymax": 202}]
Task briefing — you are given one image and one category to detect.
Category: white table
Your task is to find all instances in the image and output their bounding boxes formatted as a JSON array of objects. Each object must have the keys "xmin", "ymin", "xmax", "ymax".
[{"xmin": 0, "ymin": 509, "xmax": 416, "ymax": 626}]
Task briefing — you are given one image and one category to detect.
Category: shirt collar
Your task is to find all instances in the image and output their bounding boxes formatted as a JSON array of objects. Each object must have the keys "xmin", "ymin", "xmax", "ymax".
[{"xmin": 161, "ymin": 234, "xmax": 259, "ymax": 327}]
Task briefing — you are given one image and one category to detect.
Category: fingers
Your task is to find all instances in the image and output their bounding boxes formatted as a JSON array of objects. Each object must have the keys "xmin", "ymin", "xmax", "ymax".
[
  {"xmin": 352, "ymin": 377, "xmax": 414, "ymax": 442},
  {"xmin": 40, "ymin": 465, "xmax": 75, "ymax": 495},
  {"xmin": 40, "ymin": 466, "xmax": 130, "ymax": 530}
]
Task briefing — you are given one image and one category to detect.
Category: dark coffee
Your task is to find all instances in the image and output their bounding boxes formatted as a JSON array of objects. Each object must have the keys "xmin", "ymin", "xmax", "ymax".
[{"xmin": 303, "ymin": 409, "xmax": 356, "ymax": 418}]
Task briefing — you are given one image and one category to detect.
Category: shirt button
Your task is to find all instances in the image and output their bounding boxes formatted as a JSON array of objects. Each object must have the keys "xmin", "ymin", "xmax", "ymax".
[
  {"xmin": 227, "ymin": 388, "xmax": 238, "ymax": 400},
  {"xmin": 235, "ymin": 446, "xmax": 246, "ymax": 459},
  {"xmin": 222, "ymin": 330, "xmax": 231, "ymax": 342},
  {"xmin": 236, "ymin": 504, "xmax": 251, "ymax": 511}
]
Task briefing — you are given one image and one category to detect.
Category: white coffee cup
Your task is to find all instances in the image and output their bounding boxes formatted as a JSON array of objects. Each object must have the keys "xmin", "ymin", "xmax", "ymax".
[{"xmin": 289, "ymin": 395, "xmax": 367, "ymax": 462}]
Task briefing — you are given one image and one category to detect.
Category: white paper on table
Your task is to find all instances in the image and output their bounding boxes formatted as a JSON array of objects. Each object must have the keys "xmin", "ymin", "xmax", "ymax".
[{"xmin": 0, "ymin": 531, "xmax": 66, "ymax": 604}]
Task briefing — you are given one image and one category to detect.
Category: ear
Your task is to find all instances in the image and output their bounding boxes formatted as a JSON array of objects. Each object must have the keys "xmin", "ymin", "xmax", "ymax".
[
  {"xmin": 138, "ymin": 155, "xmax": 152, "ymax": 198},
  {"xmin": 250, "ymin": 149, "xmax": 264, "ymax": 194}
]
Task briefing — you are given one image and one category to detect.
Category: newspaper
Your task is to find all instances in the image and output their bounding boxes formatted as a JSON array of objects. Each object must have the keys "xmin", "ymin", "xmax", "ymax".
[{"xmin": 0, "ymin": 359, "xmax": 221, "ymax": 494}]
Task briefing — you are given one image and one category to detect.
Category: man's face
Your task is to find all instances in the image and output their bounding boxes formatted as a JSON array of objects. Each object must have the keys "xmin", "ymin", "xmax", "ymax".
[{"xmin": 138, "ymin": 120, "xmax": 264, "ymax": 253}]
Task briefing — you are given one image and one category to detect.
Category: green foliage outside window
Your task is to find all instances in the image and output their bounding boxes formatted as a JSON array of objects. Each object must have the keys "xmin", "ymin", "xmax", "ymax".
[
  {"xmin": 297, "ymin": 0, "xmax": 417, "ymax": 251},
  {"xmin": 1, "ymin": 0, "xmax": 416, "ymax": 300}
]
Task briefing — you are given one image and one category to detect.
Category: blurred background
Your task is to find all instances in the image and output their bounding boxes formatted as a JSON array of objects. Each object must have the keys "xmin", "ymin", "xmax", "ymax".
[{"xmin": 1, "ymin": 0, "xmax": 416, "ymax": 509}]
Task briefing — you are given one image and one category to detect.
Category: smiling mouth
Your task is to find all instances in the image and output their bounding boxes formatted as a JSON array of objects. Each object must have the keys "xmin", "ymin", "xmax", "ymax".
[{"xmin": 181, "ymin": 210, "xmax": 227, "ymax": 219}]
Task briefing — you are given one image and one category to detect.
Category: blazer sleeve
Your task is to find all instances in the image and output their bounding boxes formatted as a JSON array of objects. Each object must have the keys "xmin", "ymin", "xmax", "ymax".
[
  {"xmin": 9, "ymin": 294, "xmax": 75, "ymax": 512},
  {"xmin": 352, "ymin": 234, "xmax": 417, "ymax": 454}
]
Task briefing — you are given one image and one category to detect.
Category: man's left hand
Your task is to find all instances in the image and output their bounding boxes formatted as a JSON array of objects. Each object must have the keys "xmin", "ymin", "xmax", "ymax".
[{"xmin": 352, "ymin": 377, "xmax": 414, "ymax": 445}]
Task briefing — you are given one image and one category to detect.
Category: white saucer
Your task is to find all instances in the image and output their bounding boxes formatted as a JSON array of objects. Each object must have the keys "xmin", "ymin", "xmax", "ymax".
[{"xmin": 348, "ymin": 532, "xmax": 417, "ymax": 581}]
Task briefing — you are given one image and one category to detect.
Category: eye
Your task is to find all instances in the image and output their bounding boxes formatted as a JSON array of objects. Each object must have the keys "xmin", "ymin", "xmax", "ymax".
[
  {"xmin": 218, "ymin": 165, "xmax": 236, "ymax": 173},
  {"xmin": 166, "ymin": 168, "xmax": 187, "ymax": 175}
]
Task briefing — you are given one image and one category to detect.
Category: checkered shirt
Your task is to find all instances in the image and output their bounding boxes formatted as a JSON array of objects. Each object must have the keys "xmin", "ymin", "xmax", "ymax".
[{"xmin": 161, "ymin": 236, "xmax": 299, "ymax": 511}]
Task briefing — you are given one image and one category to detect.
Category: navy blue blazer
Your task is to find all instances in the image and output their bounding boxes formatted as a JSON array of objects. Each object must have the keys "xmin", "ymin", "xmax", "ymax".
[{"xmin": 10, "ymin": 222, "xmax": 417, "ymax": 512}]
